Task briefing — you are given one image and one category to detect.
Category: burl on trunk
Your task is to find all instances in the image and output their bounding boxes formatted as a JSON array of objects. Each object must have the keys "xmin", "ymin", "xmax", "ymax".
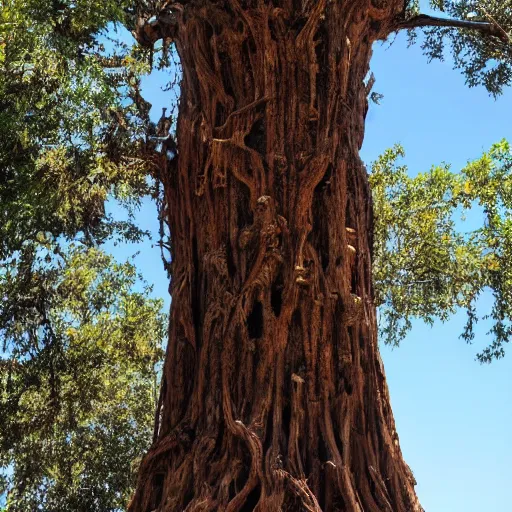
[{"xmin": 130, "ymin": 1, "xmax": 423, "ymax": 511}]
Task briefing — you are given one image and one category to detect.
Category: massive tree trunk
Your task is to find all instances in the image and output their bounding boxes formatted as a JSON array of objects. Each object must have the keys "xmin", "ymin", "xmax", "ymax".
[{"xmin": 130, "ymin": 1, "xmax": 422, "ymax": 511}]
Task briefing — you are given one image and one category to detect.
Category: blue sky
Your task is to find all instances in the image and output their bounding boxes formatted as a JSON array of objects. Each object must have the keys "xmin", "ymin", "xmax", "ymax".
[
  {"xmin": 362, "ymin": 35, "xmax": 512, "ymax": 511},
  {"xmin": 106, "ymin": 29, "xmax": 512, "ymax": 511}
]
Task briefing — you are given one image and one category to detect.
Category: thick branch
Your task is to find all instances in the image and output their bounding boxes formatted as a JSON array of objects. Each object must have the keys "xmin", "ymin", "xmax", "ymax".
[
  {"xmin": 396, "ymin": 14, "xmax": 509, "ymax": 42},
  {"xmin": 134, "ymin": 11, "xmax": 178, "ymax": 48}
]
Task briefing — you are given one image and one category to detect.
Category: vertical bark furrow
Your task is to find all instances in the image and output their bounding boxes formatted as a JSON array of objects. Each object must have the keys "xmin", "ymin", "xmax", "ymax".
[{"xmin": 130, "ymin": 2, "xmax": 422, "ymax": 511}]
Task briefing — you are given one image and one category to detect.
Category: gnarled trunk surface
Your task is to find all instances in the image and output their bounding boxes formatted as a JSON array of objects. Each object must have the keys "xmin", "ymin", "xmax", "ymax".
[{"xmin": 130, "ymin": 1, "xmax": 423, "ymax": 511}]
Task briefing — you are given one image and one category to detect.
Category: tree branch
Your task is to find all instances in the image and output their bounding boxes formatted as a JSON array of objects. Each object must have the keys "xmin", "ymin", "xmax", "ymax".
[
  {"xmin": 396, "ymin": 14, "xmax": 510, "ymax": 43},
  {"xmin": 134, "ymin": 11, "xmax": 178, "ymax": 48}
]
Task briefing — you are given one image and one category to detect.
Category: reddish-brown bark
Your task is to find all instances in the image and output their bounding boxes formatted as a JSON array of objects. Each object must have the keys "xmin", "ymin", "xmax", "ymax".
[{"xmin": 130, "ymin": 1, "xmax": 423, "ymax": 510}]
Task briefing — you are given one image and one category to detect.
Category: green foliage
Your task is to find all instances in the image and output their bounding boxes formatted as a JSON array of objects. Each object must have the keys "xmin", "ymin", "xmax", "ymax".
[
  {"xmin": 0, "ymin": 2, "xmax": 168, "ymax": 510},
  {"xmin": 371, "ymin": 140, "xmax": 512, "ymax": 362},
  {"xmin": 412, "ymin": 1, "xmax": 512, "ymax": 96},
  {"xmin": 0, "ymin": 0, "xmax": 154, "ymax": 257},
  {"xmin": 0, "ymin": 242, "xmax": 166, "ymax": 511}
]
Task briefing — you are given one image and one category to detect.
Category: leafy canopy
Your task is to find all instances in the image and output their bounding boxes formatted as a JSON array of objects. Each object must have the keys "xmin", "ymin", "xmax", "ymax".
[
  {"xmin": 0, "ymin": 0, "xmax": 155, "ymax": 257},
  {"xmin": 405, "ymin": 1, "xmax": 512, "ymax": 95},
  {"xmin": 371, "ymin": 140, "xmax": 512, "ymax": 362},
  {"xmin": 0, "ymin": 242, "xmax": 166, "ymax": 511},
  {"xmin": 0, "ymin": 1, "xmax": 167, "ymax": 510}
]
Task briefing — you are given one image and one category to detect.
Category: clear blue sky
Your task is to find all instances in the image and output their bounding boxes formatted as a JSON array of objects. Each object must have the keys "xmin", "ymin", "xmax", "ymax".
[
  {"xmin": 362, "ymin": 36, "xmax": 512, "ymax": 511},
  {"xmin": 107, "ymin": 29, "xmax": 512, "ymax": 512}
]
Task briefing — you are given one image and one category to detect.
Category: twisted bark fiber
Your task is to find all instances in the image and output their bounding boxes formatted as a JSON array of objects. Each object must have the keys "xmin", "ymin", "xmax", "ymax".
[{"xmin": 130, "ymin": 1, "xmax": 423, "ymax": 510}]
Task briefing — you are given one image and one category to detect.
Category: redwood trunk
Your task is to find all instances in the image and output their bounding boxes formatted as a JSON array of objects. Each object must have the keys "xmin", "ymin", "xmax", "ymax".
[{"xmin": 130, "ymin": 2, "xmax": 422, "ymax": 511}]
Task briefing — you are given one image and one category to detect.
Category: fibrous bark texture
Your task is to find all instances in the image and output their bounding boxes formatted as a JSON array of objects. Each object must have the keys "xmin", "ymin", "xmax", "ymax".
[{"xmin": 130, "ymin": 1, "xmax": 423, "ymax": 511}]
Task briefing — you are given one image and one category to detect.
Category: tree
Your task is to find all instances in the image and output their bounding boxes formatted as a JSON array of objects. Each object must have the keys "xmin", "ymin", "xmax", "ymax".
[
  {"xmin": 2, "ymin": 0, "xmax": 512, "ymax": 510},
  {"xmin": 125, "ymin": 1, "xmax": 512, "ymax": 511}
]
